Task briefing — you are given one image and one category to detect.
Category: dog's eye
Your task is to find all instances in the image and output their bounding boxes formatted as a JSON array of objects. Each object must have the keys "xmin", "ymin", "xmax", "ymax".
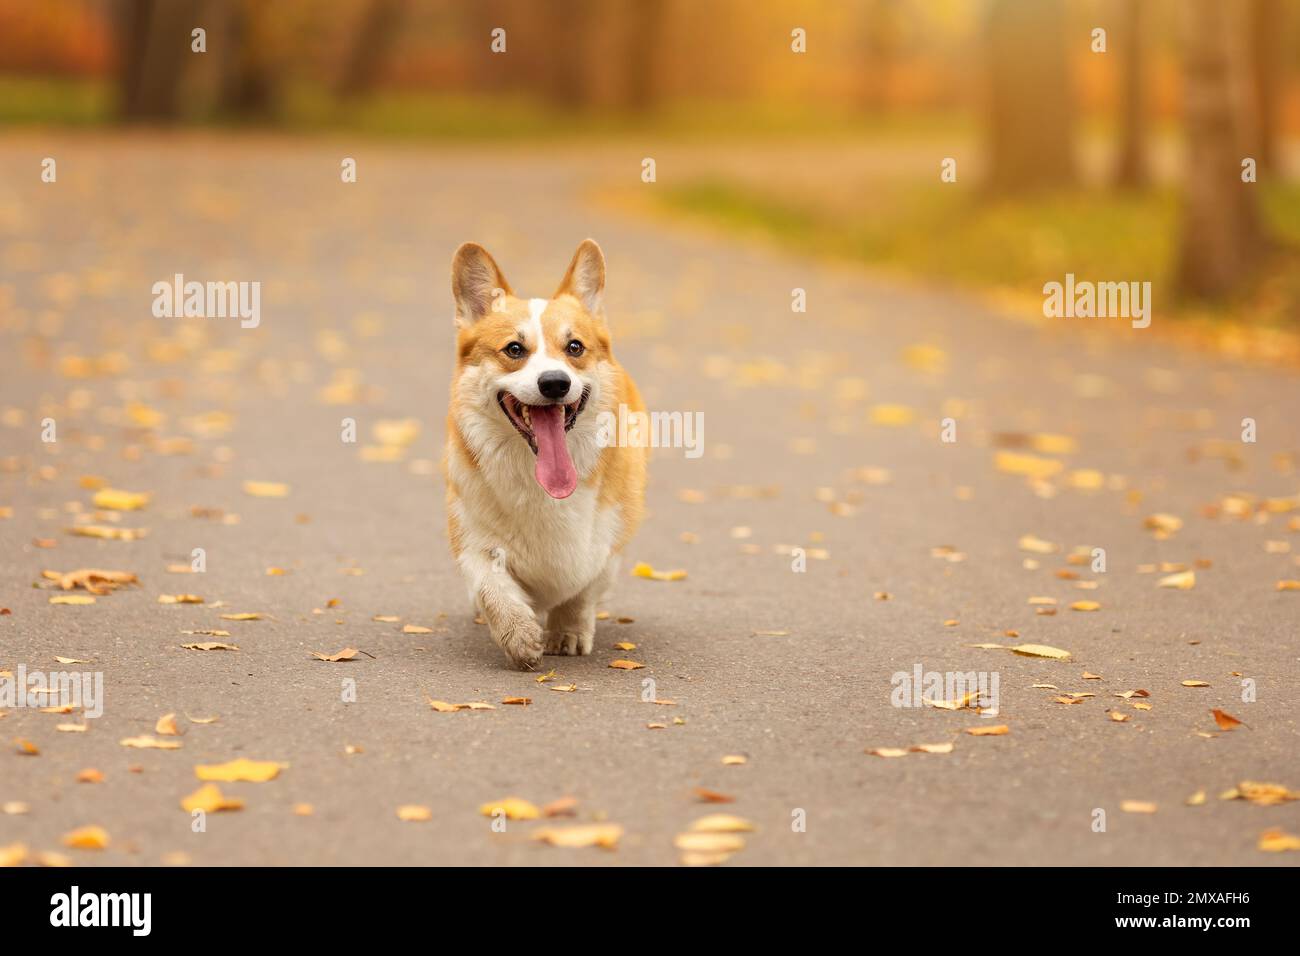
[
  {"xmin": 566, "ymin": 340, "xmax": 585, "ymax": 357},
  {"xmin": 503, "ymin": 342, "xmax": 525, "ymax": 359}
]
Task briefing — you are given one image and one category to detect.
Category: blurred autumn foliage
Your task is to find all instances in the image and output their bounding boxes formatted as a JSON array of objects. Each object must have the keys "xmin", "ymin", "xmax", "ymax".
[{"xmin": 2, "ymin": 0, "xmax": 1299, "ymax": 311}]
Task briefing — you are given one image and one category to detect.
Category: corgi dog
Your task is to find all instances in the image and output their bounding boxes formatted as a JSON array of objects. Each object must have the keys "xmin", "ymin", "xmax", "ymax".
[{"xmin": 445, "ymin": 239, "xmax": 647, "ymax": 669}]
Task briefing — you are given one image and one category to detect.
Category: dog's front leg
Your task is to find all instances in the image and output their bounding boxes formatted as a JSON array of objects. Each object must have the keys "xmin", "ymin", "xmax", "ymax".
[
  {"xmin": 460, "ymin": 549, "xmax": 543, "ymax": 670},
  {"xmin": 544, "ymin": 589, "xmax": 596, "ymax": 656}
]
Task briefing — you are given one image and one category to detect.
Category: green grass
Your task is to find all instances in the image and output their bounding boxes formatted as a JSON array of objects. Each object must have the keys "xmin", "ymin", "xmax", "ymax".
[
  {"xmin": 0, "ymin": 74, "xmax": 971, "ymax": 143},
  {"xmin": 659, "ymin": 178, "xmax": 1300, "ymax": 326},
  {"xmin": 0, "ymin": 76, "xmax": 113, "ymax": 126}
]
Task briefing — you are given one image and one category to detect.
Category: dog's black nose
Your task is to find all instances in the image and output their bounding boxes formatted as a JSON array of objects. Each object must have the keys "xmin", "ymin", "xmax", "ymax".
[{"xmin": 537, "ymin": 370, "xmax": 571, "ymax": 400}]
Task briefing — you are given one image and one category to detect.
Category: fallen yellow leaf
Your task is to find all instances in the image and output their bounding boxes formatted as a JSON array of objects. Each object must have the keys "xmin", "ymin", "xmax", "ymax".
[
  {"xmin": 630, "ymin": 562, "xmax": 687, "ymax": 582},
  {"xmin": 61, "ymin": 825, "xmax": 110, "ymax": 849},
  {"xmin": 533, "ymin": 823, "xmax": 623, "ymax": 849},
  {"xmin": 194, "ymin": 757, "xmax": 284, "ymax": 783},
  {"xmin": 479, "ymin": 797, "xmax": 540, "ymax": 820},
  {"xmin": 119, "ymin": 735, "xmax": 182, "ymax": 750},
  {"xmin": 92, "ymin": 488, "xmax": 151, "ymax": 511},
  {"xmin": 180, "ymin": 783, "xmax": 244, "ymax": 813},
  {"xmin": 242, "ymin": 480, "xmax": 289, "ymax": 498}
]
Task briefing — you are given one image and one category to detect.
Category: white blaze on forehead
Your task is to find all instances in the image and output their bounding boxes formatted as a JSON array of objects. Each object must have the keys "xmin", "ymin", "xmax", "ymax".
[
  {"xmin": 493, "ymin": 296, "xmax": 574, "ymax": 404},
  {"xmin": 528, "ymin": 298, "xmax": 549, "ymax": 356}
]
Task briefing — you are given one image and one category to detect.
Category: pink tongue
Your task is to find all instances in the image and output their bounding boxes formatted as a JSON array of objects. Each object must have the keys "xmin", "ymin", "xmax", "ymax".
[{"xmin": 531, "ymin": 405, "xmax": 577, "ymax": 499}]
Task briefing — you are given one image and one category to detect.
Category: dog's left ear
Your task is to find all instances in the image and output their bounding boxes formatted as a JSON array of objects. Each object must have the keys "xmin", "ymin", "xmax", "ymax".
[{"xmin": 555, "ymin": 239, "xmax": 606, "ymax": 317}]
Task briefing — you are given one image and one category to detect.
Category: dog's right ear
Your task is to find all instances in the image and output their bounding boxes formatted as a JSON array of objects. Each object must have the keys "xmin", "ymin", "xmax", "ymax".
[{"xmin": 451, "ymin": 242, "xmax": 512, "ymax": 327}]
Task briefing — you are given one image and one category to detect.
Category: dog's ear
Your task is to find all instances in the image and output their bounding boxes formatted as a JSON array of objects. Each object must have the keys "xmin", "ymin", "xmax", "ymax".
[
  {"xmin": 555, "ymin": 239, "xmax": 606, "ymax": 317},
  {"xmin": 451, "ymin": 242, "xmax": 511, "ymax": 326}
]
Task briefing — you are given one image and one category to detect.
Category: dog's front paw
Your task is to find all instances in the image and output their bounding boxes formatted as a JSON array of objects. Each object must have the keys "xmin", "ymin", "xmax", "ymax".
[
  {"xmin": 543, "ymin": 629, "xmax": 594, "ymax": 656},
  {"xmin": 497, "ymin": 617, "xmax": 544, "ymax": 670}
]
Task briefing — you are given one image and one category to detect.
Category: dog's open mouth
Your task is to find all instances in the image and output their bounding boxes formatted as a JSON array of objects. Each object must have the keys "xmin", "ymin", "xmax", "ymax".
[{"xmin": 497, "ymin": 388, "xmax": 589, "ymax": 500}]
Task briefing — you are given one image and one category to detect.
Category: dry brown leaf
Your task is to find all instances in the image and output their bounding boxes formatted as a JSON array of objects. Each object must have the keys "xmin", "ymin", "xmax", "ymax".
[
  {"xmin": 53, "ymin": 656, "xmax": 91, "ymax": 665},
  {"xmin": 68, "ymin": 525, "xmax": 147, "ymax": 541},
  {"xmin": 181, "ymin": 642, "xmax": 238, "ymax": 651},
  {"xmin": 46, "ymin": 568, "xmax": 138, "ymax": 594},
  {"xmin": 219, "ymin": 612, "xmax": 262, "ymax": 621},
  {"xmin": 1069, "ymin": 600, "xmax": 1101, "ymax": 612},
  {"xmin": 502, "ymin": 696, "xmax": 532, "ymax": 706},
  {"xmin": 1211, "ymin": 708, "xmax": 1244, "ymax": 731},
  {"xmin": 690, "ymin": 813, "xmax": 755, "ymax": 833},
  {"xmin": 1258, "ymin": 829, "xmax": 1300, "ymax": 852},
  {"xmin": 612, "ymin": 642, "xmax": 637, "ymax": 651},
  {"xmin": 909, "ymin": 742, "xmax": 955, "ymax": 754},
  {"xmin": 49, "ymin": 595, "xmax": 95, "ymax": 606},
  {"xmin": 1182, "ymin": 680, "xmax": 1211, "ymax": 687},
  {"xmin": 311, "ymin": 648, "xmax": 359, "ymax": 662},
  {"xmin": 402, "ymin": 624, "xmax": 433, "ymax": 634},
  {"xmin": 1158, "ymin": 570, "xmax": 1196, "ymax": 590},
  {"xmin": 609, "ymin": 659, "xmax": 645, "ymax": 670},
  {"xmin": 155, "ymin": 713, "xmax": 181, "ymax": 736},
  {"xmin": 542, "ymin": 796, "xmax": 578, "ymax": 818},
  {"xmin": 1144, "ymin": 513, "xmax": 1183, "ymax": 534},
  {"xmin": 694, "ymin": 787, "xmax": 735, "ymax": 803},
  {"xmin": 1010, "ymin": 643, "xmax": 1072, "ymax": 660},
  {"xmin": 1228, "ymin": 781, "xmax": 1298, "ymax": 806},
  {"xmin": 964, "ymin": 724, "xmax": 1010, "ymax": 736},
  {"xmin": 722, "ymin": 755, "xmax": 747, "ymax": 766},
  {"xmin": 158, "ymin": 594, "xmax": 204, "ymax": 604},
  {"xmin": 76, "ymin": 768, "xmax": 104, "ymax": 784}
]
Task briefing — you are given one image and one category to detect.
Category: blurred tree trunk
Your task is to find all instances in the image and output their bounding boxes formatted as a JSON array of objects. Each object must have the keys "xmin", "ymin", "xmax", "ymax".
[
  {"xmin": 114, "ymin": 0, "xmax": 204, "ymax": 120},
  {"xmin": 621, "ymin": 0, "xmax": 668, "ymax": 112},
  {"xmin": 1113, "ymin": 0, "xmax": 1146, "ymax": 188},
  {"xmin": 1248, "ymin": 0, "xmax": 1280, "ymax": 171},
  {"xmin": 546, "ymin": 0, "xmax": 594, "ymax": 109},
  {"xmin": 984, "ymin": 0, "xmax": 1074, "ymax": 192},
  {"xmin": 1176, "ymin": 0, "xmax": 1267, "ymax": 299},
  {"xmin": 216, "ymin": 0, "xmax": 277, "ymax": 117},
  {"xmin": 336, "ymin": 0, "xmax": 405, "ymax": 98}
]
